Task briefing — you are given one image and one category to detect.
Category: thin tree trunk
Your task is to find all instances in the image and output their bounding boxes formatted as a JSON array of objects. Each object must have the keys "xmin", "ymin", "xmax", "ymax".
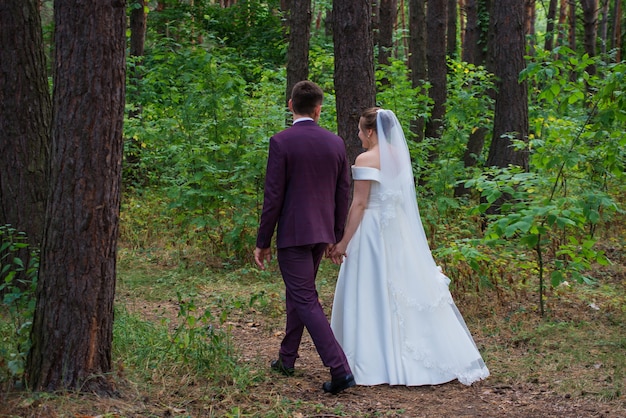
[
  {"xmin": 525, "ymin": 0, "xmax": 536, "ymax": 55},
  {"xmin": 598, "ymin": 0, "xmax": 609, "ymax": 55},
  {"xmin": 447, "ymin": 0, "xmax": 458, "ymax": 58},
  {"xmin": 612, "ymin": 0, "xmax": 622, "ymax": 61},
  {"xmin": 409, "ymin": 0, "xmax": 427, "ymax": 141},
  {"xmin": 556, "ymin": 0, "xmax": 568, "ymax": 47},
  {"xmin": 424, "ymin": 0, "xmax": 448, "ymax": 147},
  {"xmin": 126, "ymin": 0, "xmax": 148, "ymax": 184},
  {"xmin": 580, "ymin": 0, "xmax": 598, "ymax": 75},
  {"xmin": 462, "ymin": 0, "xmax": 489, "ymax": 65},
  {"xmin": 378, "ymin": 0, "xmax": 398, "ymax": 67},
  {"xmin": 545, "ymin": 0, "xmax": 558, "ymax": 50},
  {"xmin": 285, "ymin": 0, "xmax": 311, "ymax": 115},
  {"xmin": 568, "ymin": 0, "xmax": 576, "ymax": 50},
  {"xmin": 454, "ymin": 127, "xmax": 487, "ymax": 196},
  {"xmin": 459, "ymin": 0, "xmax": 466, "ymax": 50},
  {"xmin": 27, "ymin": 0, "xmax": 126, "ymax": 394}
]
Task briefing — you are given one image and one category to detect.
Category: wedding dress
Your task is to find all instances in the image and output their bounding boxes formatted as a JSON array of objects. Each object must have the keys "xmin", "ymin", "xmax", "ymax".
[{"xmin": 330, "ymin": 110, "xmax": 489, "ymax": 386}]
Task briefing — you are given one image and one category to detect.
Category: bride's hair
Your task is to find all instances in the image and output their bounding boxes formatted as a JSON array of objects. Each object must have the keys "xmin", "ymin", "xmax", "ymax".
[
  {"xmin": 360, "ymin": 107, "xmax": 381, "ymax": 132},
  {"xmin": 361, "ymin": 107, "xmax": 396, "ymax": 142}
]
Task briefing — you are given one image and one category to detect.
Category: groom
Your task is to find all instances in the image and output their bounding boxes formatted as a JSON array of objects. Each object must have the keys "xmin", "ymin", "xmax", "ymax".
[{"xmin": 253, "ymin": 80, "xmax": 355, "ymax": 394}]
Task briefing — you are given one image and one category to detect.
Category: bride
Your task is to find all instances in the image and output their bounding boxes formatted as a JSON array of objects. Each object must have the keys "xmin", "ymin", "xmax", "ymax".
[{"xmin": 329, "ymin": 108, "xmax": 489, "ymax": 386}]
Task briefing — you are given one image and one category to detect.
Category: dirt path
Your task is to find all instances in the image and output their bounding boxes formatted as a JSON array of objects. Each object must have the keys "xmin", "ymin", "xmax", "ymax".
[{"xmin": 231, "ymin": 318, "xmax": 625, "ymax": 418}]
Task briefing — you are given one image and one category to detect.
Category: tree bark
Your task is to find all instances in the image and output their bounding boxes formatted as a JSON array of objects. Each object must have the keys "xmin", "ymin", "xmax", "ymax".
[
  {"xmin": 447, "ymin": 0, "xmax": 458, "ymax": 58},
  {"xmin": 598, "ymin": 0, "xmax": 609, "ymax": 55},
  {"xmin": 454, "ymin": 126, "xmax": 487, "ymax": 197},
  {"xmin": 580, "ymin": 0, "xmax": 598, "ymax": 75},
  {"xmin": 27, "ymin": 0, "xmax": 126, "ymax": 394},
  {"xmin": 612, "ymin": 0, "xmax": 622, "ymax": 61},
  {"xmin": 378, "ymin": 0, "xmax": 398, "ymax": 67},
  {"xmin": 544, "ymin": 0, "xmax": 558, "ymax": 50},
  {"xmin": 0, "ymin": 0, "xmax": 51, "ymax": 248},
  {"xmin": 408, "ymin": 0, "xmax": 427, "ymax": 141},
  {"xmin": 556, "ymin": 0, "xmax": 569, "ymax": 48},
  {"xmin": 568, "ymin": 0, "xmax": 576, "ymax": 50},
  {"xmin": 127, "ymin": 0, "xmax": 148, "ymax": 183},
  {"xmin": 461, "ymin": 0, "xmax": 489, "ymax": 65},
  {"xmin": 486, "ymin": 0, "xmax": 529, "ymax": 171},
  {"xmin": 525, "ymin": 0, "xmax": 536, "ymax": 55},
  {"xmin": 285, "ymin": 0, "xmax": 311, "ymax": 114},
  {"xmin": 424, "ymin": 0, "xmax": 448, "ymax": 146},
  {"xmin": 333, "ymin": 0, "xmax": 376, "ymax": 165}
]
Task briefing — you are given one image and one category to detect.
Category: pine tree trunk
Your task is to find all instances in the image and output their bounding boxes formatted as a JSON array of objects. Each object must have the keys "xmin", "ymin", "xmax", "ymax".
[
  {"xmin": 378, "ymin": 0, "xmax": 398, "ymax": 67},
  {"xmin": 461, "ymin": 0, "xmax": 489, "ymax": 66},
  {"xmin": 544, "ymin": 0, "xmax": 558, "ymax": 50},
  {"xmin": 333, "ymin": 0, "xmax": 376, "ymax": 165},
  {"xmin": 580, "ymin": 0, "xmax": 598, "ymax": 75},
  {"xmin": 424, "ymin": 0, "xmax": 448, "ymax": 146},
  {"xmin": 0, "ymin": 0, "xmax": 51, "ymax": 248},
  {"xmin": 486, "ymin": 0, "xmax": 529, "ymax": 170},
  {"xmin": 27, "ymin": 0, "xmax": 126, "ymax": 394},
  {"xmin": 447, "ymin": 0, "xmax": 458, "ymax": 58},
  {"xmin": 285, "ymin": 0, "xmax": 311, "ymax": 113},
  {"xmin": 409, "ymin": 0, "xmax": 427, "ymax": 141}
]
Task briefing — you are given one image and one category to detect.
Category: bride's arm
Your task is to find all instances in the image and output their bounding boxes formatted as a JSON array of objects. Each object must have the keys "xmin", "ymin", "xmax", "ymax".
[{"xmin": 329, "ymin": 178, "xmax": 371, "ymax": 264}]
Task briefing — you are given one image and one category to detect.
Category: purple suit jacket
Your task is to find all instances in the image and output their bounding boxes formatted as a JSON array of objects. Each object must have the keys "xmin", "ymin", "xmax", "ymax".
[{"xmin": 256, "ymin": 120, "xmax": 351, "ymax": 249}]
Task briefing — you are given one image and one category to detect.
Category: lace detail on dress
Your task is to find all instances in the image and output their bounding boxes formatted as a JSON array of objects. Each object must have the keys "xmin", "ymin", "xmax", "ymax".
[{"xmin": 379, "ymin": 189, "xmax": 402, "ymax": 227}]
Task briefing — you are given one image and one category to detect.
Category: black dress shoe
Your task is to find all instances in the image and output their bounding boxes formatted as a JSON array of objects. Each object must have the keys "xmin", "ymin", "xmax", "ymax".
[
  {"xmin": 270, "ymin": 358, "xmax": 294, "ymax": 376},
  {"xmin": 322, "ymin": 374, "xmax": 356, "ymax": 394}
]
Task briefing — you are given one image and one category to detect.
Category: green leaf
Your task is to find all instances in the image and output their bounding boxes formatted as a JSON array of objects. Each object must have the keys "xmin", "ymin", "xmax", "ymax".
[{"xmin": 551, "ymin": 270, "xmax": 564, "ymax": 287}]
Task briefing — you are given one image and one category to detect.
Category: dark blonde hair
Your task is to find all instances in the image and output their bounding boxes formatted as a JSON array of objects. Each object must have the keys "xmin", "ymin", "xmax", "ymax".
[
  {"xmin": 291, "ymin": 81, "xmax": 324, "ymax": 116},
  {"xmin": 360, "ymin": 107, "xmax": 381, "ymax": 132}
]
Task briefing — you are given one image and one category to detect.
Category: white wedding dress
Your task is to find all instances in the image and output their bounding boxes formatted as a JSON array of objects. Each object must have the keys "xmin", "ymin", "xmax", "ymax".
[{"xmin": 330, "ymin": 110, "xmax": 489, "ymax": 387}]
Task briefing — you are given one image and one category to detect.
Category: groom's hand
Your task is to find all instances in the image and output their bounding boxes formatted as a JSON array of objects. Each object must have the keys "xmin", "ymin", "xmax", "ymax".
[
  {"xmin": 327, "ymin": 243, "xmax": 346, "ymax": 265},
  {"xmin": 254, "ymin": 247, "xmax": 271, "ymax": 270}
]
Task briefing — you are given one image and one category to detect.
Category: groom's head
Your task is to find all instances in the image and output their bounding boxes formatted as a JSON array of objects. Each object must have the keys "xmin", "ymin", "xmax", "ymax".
[{"xmin": 289, "ymin": 81, "xmax": 323, "ymax": 121}]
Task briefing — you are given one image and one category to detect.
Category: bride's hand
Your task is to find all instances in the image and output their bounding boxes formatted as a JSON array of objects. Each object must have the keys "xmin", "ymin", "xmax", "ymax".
[{"xmin": 329, "ymin": 242, "xmax": 347, "ymax": 265}]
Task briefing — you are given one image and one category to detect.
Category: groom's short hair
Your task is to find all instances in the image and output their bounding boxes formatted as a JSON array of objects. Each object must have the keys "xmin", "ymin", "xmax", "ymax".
[{"xmin": 291, "ymin": 81, "xmax": 323, "ymax": 116}]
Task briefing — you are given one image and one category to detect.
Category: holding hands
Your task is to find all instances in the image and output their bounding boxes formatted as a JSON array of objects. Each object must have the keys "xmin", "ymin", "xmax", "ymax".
[{"xmin": 327, "ymin": 242, "xmax": 347, "ymax": 265}]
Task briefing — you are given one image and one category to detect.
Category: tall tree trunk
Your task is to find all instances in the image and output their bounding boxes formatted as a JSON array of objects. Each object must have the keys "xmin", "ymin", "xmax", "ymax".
[
  {"xmin": 580, "ymin": 0, "xmax": 598, "ymax": 75},
  {"xmin": 545, "ymin": 0, "xmax": 559, "ymax": 50},
  {"xmin": 556, "ymin": 0, "xmax": 569, "ymax": 47},
  {"xmin": 126, "ymin": 0, "xmax": 148, "ymax": 184},
  {"xmin": 333, "ymin": 0, "xmax": 376, "ymax": 165},
  {"xmin": 424, "ymin": 0, "xmax": 448, "ymax": 147},
  {"xmin": 454, "ymin": 127, "xmax": 487, "ymax": 197},
  {"xmin": 612, "ymin": 0, "xmax": 622, "ymax": 61},
  {"xmin": 447, "ymin": 0, "xmax": 458, "ymax": 58},
  {"xmin": 462, "ymin": 0, "xmax": 490, "ymax": 65},
  {"xmin": 27, "ymin": 0, "xmax": 126, "ymax": 394},
  {"xmin": 525, "ymin": 0, "xmax": 536, "ymax": 55},
  {"xmin": 568, "ymin": 0, "xmax": 576, "ymax": 50},
  {"xmin": 372, "ymin": 0, "xmax": 381, "ymax": 52},
  {"xmin": 378, "ymin": 0, "xmax": 398, "ymax": 67},
  {"xmin": 458, "ymin": 0, "xmax": 491, "ymax": 196},
  {"xmin": 0, "ymin": 0, "xmax": 51, "ymax": 249},
  {"xmin": 486, "ymin": 0, "xmax": 529, "ymax": 171},
  {"xmin": 285, "ymin": 0, "xmax": 311, "ymax": 114},
  {"xmin": 129, "ymin": 1, "xmax": 147, "ymax": 63},
  {"xmin": 408, "ymin": 0, "xmax": 427, "ymax": 142},
  {"xmin": 598, "ymin": 0, "xmax": 609, "ymax": 55}
]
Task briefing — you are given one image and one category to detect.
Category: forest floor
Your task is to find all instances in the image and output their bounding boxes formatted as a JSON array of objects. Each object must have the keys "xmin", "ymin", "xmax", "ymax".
[{"xmin": 1, "ymin": 244, "xmax": 625, "ymax": 417}]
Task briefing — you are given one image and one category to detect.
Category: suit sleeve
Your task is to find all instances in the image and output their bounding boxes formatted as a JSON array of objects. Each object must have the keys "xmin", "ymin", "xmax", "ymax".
[
  {"xmin": 334, "ymin": 149, "xmax": 351, "ymax": 242},
  {"xmin": 256, "ymin": 137, "xmax": 286, "ymax": 249}
]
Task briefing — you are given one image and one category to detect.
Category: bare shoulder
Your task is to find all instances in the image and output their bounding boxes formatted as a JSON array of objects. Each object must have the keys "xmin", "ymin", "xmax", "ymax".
[{"xmin": 354, "ymin": 149, "xmax": 380, "ymax": 169}]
